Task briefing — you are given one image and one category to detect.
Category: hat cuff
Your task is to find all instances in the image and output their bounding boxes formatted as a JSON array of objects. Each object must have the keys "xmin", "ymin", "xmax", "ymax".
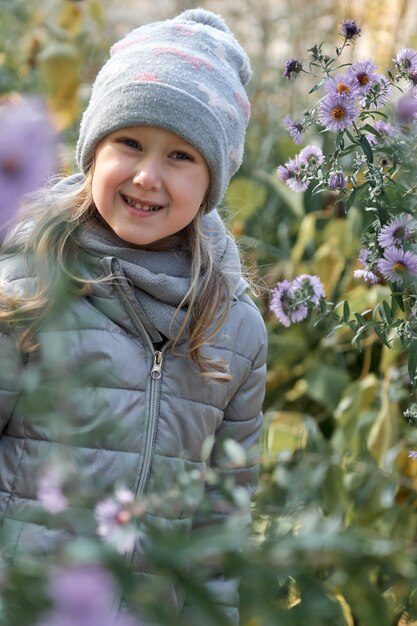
[{"xmin": 76, "ymin": 82, "xmax": 229, "ymax": 210}]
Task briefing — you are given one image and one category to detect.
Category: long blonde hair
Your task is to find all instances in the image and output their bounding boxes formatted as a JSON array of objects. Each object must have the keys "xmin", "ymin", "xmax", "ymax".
[{"xmin": 0, "ymin": 172, "xmax": 234, "ymax": 382}]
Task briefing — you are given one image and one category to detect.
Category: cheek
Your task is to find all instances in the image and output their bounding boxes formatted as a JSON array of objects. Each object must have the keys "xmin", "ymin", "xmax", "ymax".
[
  {"xmin": 91, "ymin": 166, "xmax": 114, "ymax": 202},
  {"xmin": 91, "ymin": 176, "xmax": 103, "ymax": 209}
]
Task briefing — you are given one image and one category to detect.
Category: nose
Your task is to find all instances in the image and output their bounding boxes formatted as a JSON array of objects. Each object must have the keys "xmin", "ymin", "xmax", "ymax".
[{"xmin": 133, "ymin": 156, "xmax": 162, "ymax": 191}]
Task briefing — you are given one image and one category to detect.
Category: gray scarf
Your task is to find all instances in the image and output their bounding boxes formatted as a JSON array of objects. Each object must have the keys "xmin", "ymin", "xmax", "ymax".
[{"xmin": 77, "ymin": 210, "xmax": 245, "ymax": 342}]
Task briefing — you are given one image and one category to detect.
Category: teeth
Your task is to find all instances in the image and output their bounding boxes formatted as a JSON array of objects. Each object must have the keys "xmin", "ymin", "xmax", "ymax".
[{"xmin": 123, "ymin": 195, "xmax": 161, "ymax": 211}]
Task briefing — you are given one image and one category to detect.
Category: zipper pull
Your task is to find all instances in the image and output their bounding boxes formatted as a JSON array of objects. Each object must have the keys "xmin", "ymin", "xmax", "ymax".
[{"xmin": 151, "ymin": 350, "xmax": 163, "ymax": 379}]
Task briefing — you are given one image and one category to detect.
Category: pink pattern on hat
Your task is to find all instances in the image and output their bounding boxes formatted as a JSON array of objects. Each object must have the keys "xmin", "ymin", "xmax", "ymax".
[
  {"xmin": 173, "ymin": 24, "xmax": 195, "ymax": 36},
  {"xmin": 111, "ymin": 34, "xmax": 151, "ymax": 55},
  {"xmin": 135, "ymin": 72, "xmax": 160, "ymax": 82},
  {"xmin": 154, "ymin": 47, "xmax": 213, "ymax": 70},
  {"xmin": 234, "ymin": 91, "xmax": 250, "ymax": 122}
]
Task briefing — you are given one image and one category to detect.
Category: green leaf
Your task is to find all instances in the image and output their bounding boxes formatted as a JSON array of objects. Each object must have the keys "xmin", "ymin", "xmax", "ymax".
[
  {"xmin": 373, "ymin": 325, "xmax": 390, "ymax": 348},
  {"xmin": 359, "ymin": 135, "xmax": 374, "ymax": 163},
  {"xmin": 341, "ymin": 143, "xmax": 359, "ymax": 155},
  {"xmin": 309, "ymin": 80, "xmax": 324, "ymax": 94},
  {"xmin": 392, "ymin": 292, "xmax": 405, "ymax": 312},
  {"xmin": 354, "ymin": 312, "xmax": 367, "ymax": 326},
  {"xmin": 382, "ymin": 300, "xmax": 393, "ymax": 324},
  {"xmin": 345, "ymin": 182, "xmax": 368, "ymax": 210},
  {"xmin": 390, "ymin": 295, "xmax": 399, "ymax": 316},
  {"xmin": 305, "ymin": 365, "xmax": 351, "ymax": 411},
  {"xmin": 375, "ymin": 196, "xmax": 389, "ymax": 223},
  {"xmin": 351, "ymin": 324, "xmax": 368, "ymax": 346},
  {"xmin": 343, "ymin": 300, "xmax": 350, "ymax": 322},
  {"xmin": 336, "ymin": 131, "xmax": 344, "ymax": 148},
  {"xmin": 361, "ymin": 124, "xmax": 381, "ymax": 137}
]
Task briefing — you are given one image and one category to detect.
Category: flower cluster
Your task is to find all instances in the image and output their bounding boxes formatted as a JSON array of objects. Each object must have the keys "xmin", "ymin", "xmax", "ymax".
[
  {"xmin": 278, "ymin": 24, "xmax": 417, "ymax": 197},
  {"xmin": 277, "ymin": 145, "xmax": 324, "ymax": 192},
  {"xmin": 277, "ymin": 20, "xmax": 417, "ymax": 288},
  {"xmin": 270, "ymin": 274, "xmax": 326, "ymax": 327},
  {"xmin": 276, "ymin": 19, "xmax": 417, "ymax": 424}
]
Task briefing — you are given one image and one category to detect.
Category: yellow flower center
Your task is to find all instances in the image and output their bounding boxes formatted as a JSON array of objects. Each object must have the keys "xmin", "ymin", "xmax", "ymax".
[
  {"xmin": 393, "ymin": 262, "xmax": 406, "ymax": 273},
  {"xmin": 331, "ymin": 106, "xmax": 346, "ymax": 120},
  {"xmin": 337, "ymin": 83, "xmax": 350, "ymax": 94},
  {"xmin": 357, "ymin": 72, "xmax": 369, "ymax": 86}
]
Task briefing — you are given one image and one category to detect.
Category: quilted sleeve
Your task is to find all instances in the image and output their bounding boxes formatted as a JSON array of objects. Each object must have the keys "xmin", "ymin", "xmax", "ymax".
[
  {"xmin": 182, "ymin": 306, "xmax": 268, "ymax": 626},
  {"xmin": 0, "ymin": 326, "xmax": 24, "ymax": 432}
]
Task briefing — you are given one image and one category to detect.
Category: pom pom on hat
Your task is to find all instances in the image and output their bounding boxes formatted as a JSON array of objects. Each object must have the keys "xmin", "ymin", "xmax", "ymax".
[
  {"xmin": 178, "ymin": 8, "xmax": 232, "ymax": 34},
  {"xmin": 76, "ymin": 9, "xmax": 252, "ymax": 212}
]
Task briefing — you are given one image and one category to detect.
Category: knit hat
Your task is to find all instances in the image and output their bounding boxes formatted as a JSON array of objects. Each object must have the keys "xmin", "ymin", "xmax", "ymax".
[{"xmin": 76, "ymin": 8, "xmax": 252, "ymax": 212}]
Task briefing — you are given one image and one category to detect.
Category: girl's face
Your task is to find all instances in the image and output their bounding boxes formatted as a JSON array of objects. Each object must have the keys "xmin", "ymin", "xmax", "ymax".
[{"xmin": 91, "ymin": 126, "xmax": 210, "ymax": 247}]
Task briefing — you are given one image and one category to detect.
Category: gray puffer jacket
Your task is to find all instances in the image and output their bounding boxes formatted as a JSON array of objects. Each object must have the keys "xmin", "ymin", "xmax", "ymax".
[{"xmin": 0, "ymin": 218, "xmax": 267, "ymax": 625}]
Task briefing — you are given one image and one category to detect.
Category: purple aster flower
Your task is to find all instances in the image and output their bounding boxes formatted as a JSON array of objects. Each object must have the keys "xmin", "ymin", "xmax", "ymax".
[
  {"xmin": 347, "ymin": 60, "xmax": 379, "ymax": 95},
  {"xmin": 277, "ymin": 164, "xmax": 291, "ymax": 182},
  {"xmin": 395, "ymin": 94, "xmax": 417, "ymax": 124},
  {"xmin": 291, "ymin": 274, "xmax": 326, "ymax": 306},
  {"xmin": 328, "ymin": 172, "xmax": 346, "ymax": 190},
  {"xmin": 353, "ymin": 248, "xmax": 379, "ymax": 284},
  {"xmin": 366, "ymin": 119, "xmax": 397, "ymax": 145},
  {"xmin": 95, "ymin": 486, "xmax": 144, "ymax": 555},
  {"xmin": 37, "ymin": 465, "xmax": 69, "ymax": 514},
  {"xmin": 270, "ymin": 280, "xmax": 308, "ymax": 327},
  {"xmin": 377, "ymin": 214, "xmax": 416, "ymax": 248},
  {"xmin": 36, "ymin": 565, "xmax": 140, "ymax": 626},
  {"xmin": 286, "ymin": 176, "xmax": 309, "ymax": 193},
  {"xmin": 277, "ymin": 156, "xmax": 309, "ymax": 192},
  {"xmin": 408, "ymin": 450, "xmax": 417, "ymax": 460},
  {"xmin": 325, "ymin": 73, "xmax": 359, "ymax": 98},
  {"xmin": 270, "ymin": 275, "xmax": 325, "ymax": 326},
  {"xmin": 283, "ymin": 58, "xmax": 303, "ymax": 79},
  {"xmin": 340, "ymin": 19, "xmax": 361, "ymax": 41},
  {"xmin": 0, "ymin": 96, "xmax": 57, "ymax": 240},
  {"xmin": 298, "ymin": 145, "xmax": 324, "ymax": 169},
  {"xmin": 318, "ymin": 93, "xmax": 357, "ymax": 132},
  {"xmin": 283, "ymin": 115, "xmax": 304, "ymax": 144},
  {"xmin": 395, "ymin": 48, "xmax": 417, "ymax": 71},
  {"xmin": 378, "ymin": 246, "xmax": 417, "ymax": 284}
]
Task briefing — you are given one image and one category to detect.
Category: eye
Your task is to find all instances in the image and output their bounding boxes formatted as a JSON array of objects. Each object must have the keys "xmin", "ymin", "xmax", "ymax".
[
  {"xmin": 119, "ymin": 137, "xmax": 142, "ymax": 150},
  {"xmin": 171, "ymin": 150, "xmax": 193, "ymax": 162}
]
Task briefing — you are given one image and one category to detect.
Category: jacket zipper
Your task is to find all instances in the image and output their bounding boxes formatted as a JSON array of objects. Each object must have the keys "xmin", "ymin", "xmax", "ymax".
[
  {"xmin": 112, "ymin": 279, "xmax": 166, "ymax": 499},
  {"xmin": 135, "ymin": 349, "xmax": 163, "ymax": 498}
]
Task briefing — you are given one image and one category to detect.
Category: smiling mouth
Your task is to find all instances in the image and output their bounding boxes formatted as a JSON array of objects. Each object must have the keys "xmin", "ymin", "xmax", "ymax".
[{"xmin": 121, "ymin": 194, "xmax": 163, "ymax": 212}]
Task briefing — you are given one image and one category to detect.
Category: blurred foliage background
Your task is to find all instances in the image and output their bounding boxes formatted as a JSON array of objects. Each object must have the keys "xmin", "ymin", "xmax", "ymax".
[{"xmin": 3, "ymin": 0, "xmax": 417, "ymax": 624}]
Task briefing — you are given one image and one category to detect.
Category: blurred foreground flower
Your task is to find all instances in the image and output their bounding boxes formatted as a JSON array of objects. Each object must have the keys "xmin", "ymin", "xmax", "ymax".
[
  {"xmin": 36, "ymin": 564, "xmax": 140, "ymax": 626},
  {"xmin": 37, "ymin": 463, "xmax": 70, "ymax": 514},
  {"xmin": 0, "ymin": 95, "xmax": 57, "ymax": 240},
  {"xmin": 95, "ymin": 486, "xmax": 145, "ymax": 555}
]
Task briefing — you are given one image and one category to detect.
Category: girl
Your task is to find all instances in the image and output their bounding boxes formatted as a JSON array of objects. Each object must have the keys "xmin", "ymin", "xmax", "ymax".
[{"xmin": 0, "ymin": 8, "xmax": 267, "ymax": 625}]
